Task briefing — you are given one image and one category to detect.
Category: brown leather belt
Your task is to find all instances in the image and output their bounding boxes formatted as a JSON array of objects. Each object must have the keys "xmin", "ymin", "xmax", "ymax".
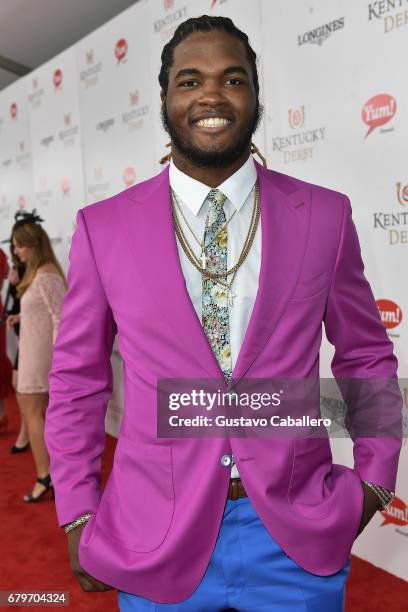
[{"xmin": 227, "ymin": 478, "xmax": 248, "ymax": 500}]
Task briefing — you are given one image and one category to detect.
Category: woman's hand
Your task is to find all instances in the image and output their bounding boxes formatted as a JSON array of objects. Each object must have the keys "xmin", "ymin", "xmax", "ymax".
[
  {"xmin": 7, "ymin": 267, "xmax": 19, "ymax": 285},
  {"xmin": 6, "ymin": 314, "xmax": 21, "ymax": 329}
]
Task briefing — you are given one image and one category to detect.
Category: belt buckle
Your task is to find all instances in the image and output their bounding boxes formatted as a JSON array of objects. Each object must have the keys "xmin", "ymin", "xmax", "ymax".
[{"xmin": 229, "ymin": 478, "xmax": 239, "ymax": 501}]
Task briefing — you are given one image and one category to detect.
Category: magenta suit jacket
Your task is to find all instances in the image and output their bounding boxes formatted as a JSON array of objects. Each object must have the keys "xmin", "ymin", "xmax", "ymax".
[{"xmin": 44, "ymin": 161, "xmax": 402, "ymax": 602}]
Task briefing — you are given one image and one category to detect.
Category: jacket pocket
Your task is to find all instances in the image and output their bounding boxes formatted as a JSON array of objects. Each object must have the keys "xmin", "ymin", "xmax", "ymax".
[
  {"xmin": 93, "ymin": 436, "xmax": 175, "ymax": 552},
  {"xmin": 287, "ymin": 437, "xmax": 334, "ymax": 519}
]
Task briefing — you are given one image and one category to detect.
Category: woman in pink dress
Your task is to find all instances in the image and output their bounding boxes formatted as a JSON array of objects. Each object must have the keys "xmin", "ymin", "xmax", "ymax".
[
  {"xmin": 0, "ymin": 248, "xmax": 13, "ymax": 432},
  {"xmin": 6, "ymin": 211, "xmax": 67, "ymax": 503}
]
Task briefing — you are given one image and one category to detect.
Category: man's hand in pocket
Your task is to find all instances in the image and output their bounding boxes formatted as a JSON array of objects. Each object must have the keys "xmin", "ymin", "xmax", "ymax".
[{"xmin": 67, "ymin": 522, "xmax": 113, "ymax": 592}]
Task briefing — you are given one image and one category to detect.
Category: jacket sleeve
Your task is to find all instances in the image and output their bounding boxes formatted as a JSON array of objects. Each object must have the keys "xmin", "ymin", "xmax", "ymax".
[
  {"xmin": 323, "ymin": 196, "xmax": 402, "ymax": 492},
  {"xmin": 44, "ymin": 208, "xmax": 117, "ymax": 527}
]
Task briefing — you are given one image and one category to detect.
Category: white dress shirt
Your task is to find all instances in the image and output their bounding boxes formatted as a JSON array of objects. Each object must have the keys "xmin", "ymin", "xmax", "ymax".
[{"xmin": 169, "ymin": 155, "xmax": 261, "ymax": 478}]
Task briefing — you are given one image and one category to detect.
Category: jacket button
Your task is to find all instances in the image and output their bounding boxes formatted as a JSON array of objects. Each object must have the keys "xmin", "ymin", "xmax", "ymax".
[{"xmin": 221, "ymin": 454, "xmax": 232, "ymax": 467}]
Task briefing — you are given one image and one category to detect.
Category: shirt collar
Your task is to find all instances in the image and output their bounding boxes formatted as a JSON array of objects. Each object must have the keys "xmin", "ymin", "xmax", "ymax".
[{"xmin": 169, "ymin": 155, "xmax": 257, "ymax": 217}]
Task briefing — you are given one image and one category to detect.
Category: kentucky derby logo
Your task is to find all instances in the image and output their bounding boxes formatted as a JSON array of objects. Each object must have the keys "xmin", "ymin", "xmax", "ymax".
[
  {"xmin": 396, "ymin": 182, "xmax": 408, "ymax": 206},
  {"xmin": 115, "ymin": 38, "xmax": 128, "ymax": 64},
  {"xmin": 362, "ymin": 94, "xmax": 396, "ymax": 137},
  {"xmin": 129, "ymin": 90, "xmax": 139, "ymax": 106},
  {"xmin": 288, "ymin": 106, "xmax": 305, "ymax": 129},
  {"xmin": 10, "ymin": 103, "xmax": 17, "ymax": 119},
  {"xmin": 53, "ymin": 69, "xmax": 63, "ymax": 90},
  {"xmin": 376, "ymin": 299, "xmax": 403, "ymax": 329},
  {"xmin": 123, "ymin": 166, "xmax": 136, "ymax": 187}
]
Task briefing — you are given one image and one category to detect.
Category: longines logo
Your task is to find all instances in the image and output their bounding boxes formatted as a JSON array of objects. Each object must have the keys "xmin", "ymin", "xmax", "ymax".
[
  {"xmin": 372, "ymin": 181, "xmax": 408, "ymax": 246},
  {"xmin": 368, "ymin": 0, "xmax": 408, "ymax": 34},
  {"xmin": 362, "ymin": 94, "xmax": 397, "ymax": 137},
  {"xmin": 80, "ymin": 49, "xmax": 102, "ymax": 87},
  {"xmin": 40, "ymin": 135, "xmax": 54, "ymax": 147},
  {"xmin": 96, "ymin": 118, "xmax": 115, "ymax": 133},
  {"xmin": 271, "ymin": 105, "xmax": 326, "ymax": 164},
  {"xmin": 298, "ymin": 17, "xmax": 344, "ymax": 46}
]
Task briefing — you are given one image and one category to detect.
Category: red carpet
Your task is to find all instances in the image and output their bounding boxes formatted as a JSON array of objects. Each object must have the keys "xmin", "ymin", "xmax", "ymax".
[{"xmin": 1, "ymin": 391, "xmax": 407, "ymax": 611}]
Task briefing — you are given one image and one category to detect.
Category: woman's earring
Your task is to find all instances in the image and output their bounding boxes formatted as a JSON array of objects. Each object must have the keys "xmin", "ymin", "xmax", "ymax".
[
  {"xmin": 159, "ymin": 142, "xmax": 172, "ymax": 165},
  {"xmin": 251, "ymin": 142, "xmax": 267, "ymax": 168}
]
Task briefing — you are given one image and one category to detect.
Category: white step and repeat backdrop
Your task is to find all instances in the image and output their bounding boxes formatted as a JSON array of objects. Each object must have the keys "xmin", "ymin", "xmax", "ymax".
[{"xmin": 0, "ymin": 0, "xmax": 407, "ymax": 580}]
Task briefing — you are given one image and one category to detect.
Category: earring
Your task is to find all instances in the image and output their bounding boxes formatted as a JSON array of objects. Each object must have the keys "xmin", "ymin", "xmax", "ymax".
[
  {"xmin": 251, "ymin": 142, "xmax": 267, "ymax": 168},
  {"xmin": 159, "ymin": 142, "xmax": 172, "ymax": 165}
]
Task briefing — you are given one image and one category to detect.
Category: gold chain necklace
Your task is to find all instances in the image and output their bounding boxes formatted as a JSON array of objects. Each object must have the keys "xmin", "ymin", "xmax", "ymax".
[
  {"xmin": 171, "ymin": 182, "xmax": 260, "ymax": 306},
  {"xmin": 171, "ymin": 188, "xmax": 237, "ymax": 270}
]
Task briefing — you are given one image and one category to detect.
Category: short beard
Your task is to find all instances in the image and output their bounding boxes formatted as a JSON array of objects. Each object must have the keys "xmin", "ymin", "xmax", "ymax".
[{"xmin": 161, "ymin": 101, "xmax": 263, "ymax": 168}]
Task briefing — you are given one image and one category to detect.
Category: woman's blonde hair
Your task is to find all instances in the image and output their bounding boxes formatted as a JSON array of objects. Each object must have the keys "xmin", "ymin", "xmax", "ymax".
[{"xmin": 13, "ymin": 223, "xmax": 67, "ymax": 298}]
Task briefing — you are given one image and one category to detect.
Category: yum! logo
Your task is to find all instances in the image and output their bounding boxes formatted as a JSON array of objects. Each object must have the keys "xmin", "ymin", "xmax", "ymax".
[
  {"xmin": 362, "ymin": 93, "xmax": 396, "ymax": 137},
  {"xmin": 115, "ymin": 38, "xmax": 128, "ymax": 63},
  {"xmin": 10, "ymin": 103, "xmax": 17, "ymax": 119},
  {"xmin": 164, "ymin": 0, "xmax": 175, "ymax": 9},
  {"xmin": 53, "ymin": 69, "xmax": 63, "ymax": 89},
  {"xmin": 376, "ymin": 299, "xmax": 403, "ymax": 329},
  {"xmin": 380, "ymin": 497, "xmax": 408, "ymax": 528}
]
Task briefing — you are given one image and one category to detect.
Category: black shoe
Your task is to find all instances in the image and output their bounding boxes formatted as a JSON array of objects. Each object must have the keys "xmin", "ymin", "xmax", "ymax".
[
  {"xmin": 10, "ymin": 441, "xmax": 30, "ymax": 454},
  {"xmin": 23, "ymin": 474, "xmax": 54, "ymax": 503}
]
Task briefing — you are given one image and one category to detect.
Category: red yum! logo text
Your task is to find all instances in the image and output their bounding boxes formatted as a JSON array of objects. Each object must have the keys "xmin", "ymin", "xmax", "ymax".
[
  {"xmin": 376, "ymin": 299, "xmax": 403, "ymax": 329},
  {"xmin": 115, "ymin": 39, "xmax": 128, "ymax": 63},
  {"xmin": 53, "ymin": 69, "xmax": 63, "ymax": 89},
  {"xmin": 10, "ymin": 102, "xmax": 17, "ymax": 119},
  {"xmin": 380, "ymin": 497, "xmax": 408, "ymax": 527},
  {"xmin": 362, "ymin": 94, "xmax": 396, "ymax": 137}
]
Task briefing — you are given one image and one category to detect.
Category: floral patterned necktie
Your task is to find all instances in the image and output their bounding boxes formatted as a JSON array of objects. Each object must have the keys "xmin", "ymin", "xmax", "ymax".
[{"xmin": 202, "ymin": 189, "xmax": 232, "ymax": 382}]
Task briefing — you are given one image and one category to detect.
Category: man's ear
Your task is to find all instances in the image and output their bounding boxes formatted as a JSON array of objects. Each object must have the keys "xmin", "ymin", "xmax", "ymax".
[{"xmin": 160, "ymin": 90, "xmax": 166, "ymax": 106}]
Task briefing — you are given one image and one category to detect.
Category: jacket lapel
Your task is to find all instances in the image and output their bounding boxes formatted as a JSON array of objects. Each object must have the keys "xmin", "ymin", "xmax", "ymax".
[
  {"xmin": 230, "ymin": 162, "xmax": 311, "ymax": 386},
  {"xmin": 117, "ymin": 166, "xmax": 224, "ymax": 379}
]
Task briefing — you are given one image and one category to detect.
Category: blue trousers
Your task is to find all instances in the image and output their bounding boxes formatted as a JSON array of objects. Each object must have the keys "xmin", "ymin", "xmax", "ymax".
[{"xmin": 118, "ymin": 496, "xmax": 350, "ymax": 611}]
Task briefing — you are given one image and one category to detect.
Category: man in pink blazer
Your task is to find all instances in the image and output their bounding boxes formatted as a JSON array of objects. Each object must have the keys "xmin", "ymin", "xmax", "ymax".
[{"xmin": 45, "ymin": 15, "xmax": 402, "ymax": 611}]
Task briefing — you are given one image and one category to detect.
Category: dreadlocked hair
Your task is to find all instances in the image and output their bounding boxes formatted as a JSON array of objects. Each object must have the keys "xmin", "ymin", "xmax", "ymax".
[{"xmin": 158, "ymin": 15, "xmax": 259, "ymax": 97}]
